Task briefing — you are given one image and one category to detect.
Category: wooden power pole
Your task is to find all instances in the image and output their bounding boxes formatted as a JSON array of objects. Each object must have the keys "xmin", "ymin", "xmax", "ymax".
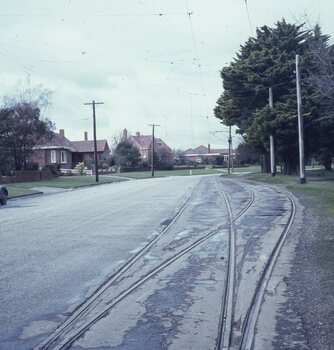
[
  {"xmin": 269, "ymin": 87, "xmax": 276, "ymax": 177},
  {"xmin": 228, "ymin": 126, "xmax": 232, "ymax": 175},
  {"xmin": 84, "ymin": 100, "xmax": 104, "ymax": 182},
  {"xmin": 148, "ymin": 124, "xmax": 160, "ymax": 177},
  {"xmin": 296, "ymin": 54, "xmax": 306, "ymax": 184}
]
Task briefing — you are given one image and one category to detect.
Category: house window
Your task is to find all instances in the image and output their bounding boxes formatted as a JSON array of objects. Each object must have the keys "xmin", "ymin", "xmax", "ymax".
[
  {"xmin": 61, "ymin": 151, "xmax": 67, "ymax": 164},
  {"xmin": 51, "ymin": 150, "xmax": 56, "ymax": 163}
]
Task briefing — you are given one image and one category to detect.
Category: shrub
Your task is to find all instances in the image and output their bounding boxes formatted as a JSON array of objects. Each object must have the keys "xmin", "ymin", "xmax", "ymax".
[
  {"xmin": 84, "ymin": 158, "xmax": 94, "ymax": 170},
  {"xmin": 74, "ymin": 162, "xmax": 85, "ymax": 175},
  {"xmin": 42, "ymin": 163, "xmax": 60, "ymax": 176},
  {"xmin": 24, "ymin": 161, "xmax": 39, "ymax": 170}
]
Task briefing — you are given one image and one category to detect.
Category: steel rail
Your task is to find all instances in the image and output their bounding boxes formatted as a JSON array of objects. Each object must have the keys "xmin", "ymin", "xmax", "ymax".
[
  {"xmin": 239, "ymin": 187, "xmax": 296, "ymax": 350},
  {"xmin": 215, "ymin": 178, "xmax": 256, "ymax": 350},
  {"xmin": 215, "ymin": 179, "xmax": 238, "ymax": 350},
  {"xmin": 35, "ymin": 180, "xmax": 201, "ymax": 350},
  {"xmin": 38, "ymin": 178, "xmax": 255, "ymax": 350}
]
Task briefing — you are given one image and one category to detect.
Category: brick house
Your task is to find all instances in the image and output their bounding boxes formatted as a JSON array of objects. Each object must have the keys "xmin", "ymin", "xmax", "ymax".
[
  {"xmin": 183, "ymin": 144, "xmax": 232, "ymax": 163},
  {"xmin": 122, "ymin": 129, "xmax": 174, "ymax": 162},
  {"xmin": 71, "ymin": 132, "xmax": 110, "ymax": 164},
  {"xmin": 31, "ymin": 129, "xmax": 110, "ymax": 169}
]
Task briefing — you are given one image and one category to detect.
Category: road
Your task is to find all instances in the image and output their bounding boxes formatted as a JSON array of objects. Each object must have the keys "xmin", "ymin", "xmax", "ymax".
[{"xmin": 0, "ymin": 175, "xmax": 296, "ymax": 350}]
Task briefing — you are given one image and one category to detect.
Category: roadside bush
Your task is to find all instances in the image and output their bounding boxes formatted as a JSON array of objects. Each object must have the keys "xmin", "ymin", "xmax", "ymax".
[
  {"xmin": 24, "ymin": 161, "xmax": 39, "ymax": 170},
  {"xmin": 42, "ymin": 163, "xmax": 60, "ymax": 176},
  {"xmin": 74, "ymin": 162, "xmax": 85, "ymax": 175},
  {"xmin": 98, "ymin": 160, "xmax": 109, "ymax": 169},
  {"xmin": 84, "ymin": 158, "xmax": 94, "ymax": 170}
]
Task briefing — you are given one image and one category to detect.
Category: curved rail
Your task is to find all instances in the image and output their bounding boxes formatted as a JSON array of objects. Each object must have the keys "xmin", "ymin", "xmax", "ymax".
[
  {"xmin": 35, "ymin": 181, "xmax": 201, "ymax": 350},
  {"xmin": 215, "ymin": 180, "xmax": 237, "ymax": 350},
  {"xmin": 37, "ymin": 178, "xmax": 255, "ymax": 350},
  {"xmin": 239, "ymin": 186, "xmax": 297, "ymax": 350}
]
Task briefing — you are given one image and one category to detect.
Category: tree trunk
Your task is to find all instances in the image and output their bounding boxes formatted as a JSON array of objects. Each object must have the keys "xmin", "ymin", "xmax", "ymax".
[
  {"xmin": 282, "ymin": 160, "xmax": 298, "ymax": 175},
  {"xmin": 323, "ymin": 159, "xmax": 332, "ymax": 171},
  {"xmin": 260, "ymin": 154, "xmax": 270, "ymax": 173}
]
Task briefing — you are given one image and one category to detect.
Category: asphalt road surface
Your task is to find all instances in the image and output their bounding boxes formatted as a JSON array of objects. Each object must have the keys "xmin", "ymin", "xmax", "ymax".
[{"xmin": 0, "ymin": 175, "xmax": 295, "ymax": 350}]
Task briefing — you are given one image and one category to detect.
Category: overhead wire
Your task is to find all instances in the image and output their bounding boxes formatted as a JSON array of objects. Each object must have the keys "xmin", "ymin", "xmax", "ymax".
[
  {"xmin": 184, "ymin": 0, "xmax": 212, "ymax": 146},
  {"xmin": 244, "ymin": 0, "xmax": 254, "ymax": 36}
]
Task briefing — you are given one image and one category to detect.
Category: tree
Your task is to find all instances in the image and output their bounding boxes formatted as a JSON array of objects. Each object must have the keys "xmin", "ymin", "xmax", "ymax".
[
  {"xmin": 235, "ymin": 142, "xmax": 259, "ymax": 165},
  {"xmin": 114, "ymin": 141, "xmax": 142, "ymax": 168},
  {"xmin": 0, "ymin": 79, "xmax": 54, "ymax": 173},
  {"xmin": 305, "ymin": 25, "xmax": 334, "ymax": 170},
  {"xmin": 214, "ymin": 19, "xmax": 317, "ymax": 174},
  {"xmin": 0, "ymin": 103, "xmax": 54, "ymax": 171}
]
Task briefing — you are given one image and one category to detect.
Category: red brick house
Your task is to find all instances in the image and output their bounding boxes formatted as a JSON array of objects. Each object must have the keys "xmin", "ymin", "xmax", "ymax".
[
  {"xmin": 183, "ymin": 144, "xmax": 233, "ymax": 163},
  {"xmin": 31, "ymin": 129, "xmax": 110, "ymax": 169},
  {"xmin": 122, "ymin": 129, "xmax": 174, "ymax": 162}
]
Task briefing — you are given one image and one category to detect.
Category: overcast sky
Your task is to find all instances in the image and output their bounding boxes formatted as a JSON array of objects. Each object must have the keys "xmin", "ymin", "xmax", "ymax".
[{"xmin": 1, "ymin": 0, "xmax": 333, "ymax": 150}]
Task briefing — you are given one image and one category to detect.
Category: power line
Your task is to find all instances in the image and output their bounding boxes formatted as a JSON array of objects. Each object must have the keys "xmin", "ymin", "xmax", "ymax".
[{"xmin": 244, "ymin": 0, "xmax": 254, "ymax": 36}]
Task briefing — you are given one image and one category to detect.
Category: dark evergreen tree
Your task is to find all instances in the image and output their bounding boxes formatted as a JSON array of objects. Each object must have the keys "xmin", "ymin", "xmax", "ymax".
[{"xmin": 214, "ymin": 19, "xmax": 319, "ymax": 174}]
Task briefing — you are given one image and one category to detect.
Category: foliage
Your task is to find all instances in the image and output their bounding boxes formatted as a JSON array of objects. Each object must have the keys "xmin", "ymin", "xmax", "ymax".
[
  {"xmin": 214, "ymin": 19, "xmax": 326, "ymax": 174},
  {"xmin": 0, "ymin": 81, "xmax": 54, "ymax": 172},
  {"xmin": 174, "ymin": 149, "xmax": 186, "ymax": 165},
  {"xmin": 98, "ymin": 160, "xmax": 109, "ymax": 169},
  {"xmin": 0, "ymin": 103, "xmax": 54, "ymax": 170},
  {"xmin": 84, "ymin": 158, "xmax": 94, "ymax": 170},
  {"xmin": 24, "ymin": 161, "xmax": 39, "ymax": 170},
  {"xmin": 235, "ymin": 142, "xmax": 259, "ymax": 165},
  {"xmin": 213, "ymin": 155, "xmax": 225, "ymax": 166},
  {"xmin": 305, "ymin": 25, "xmax": 334, "ymax": 170},
  {"xmin": 42, "ymin": 163, "xmax": 60, "ymax": 176},
  {"xmin": 114, "ymin": 141, "xmax": 142, "ymax": 168},
  {"xmin": 74, "ymin": 162, "xmax": 85, "ymax": 175}
]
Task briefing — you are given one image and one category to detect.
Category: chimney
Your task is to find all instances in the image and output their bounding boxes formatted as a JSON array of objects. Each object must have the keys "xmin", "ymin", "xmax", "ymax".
[
  {"xmin": 208, "ymin": 143, "xmax": 211, "ymax": 154},
  {"xmin": 122, "ymin": 128, "xmax": 128, "ymax": 141},
  {"xmin": 84, "ymin": 131, "xmax": 88, "ymax": 141},
  {"xmin": 59, "ymin": 129, "xmax": 65, "ymax": 138},
  {"xmin": 136, "ymin": 131, "xmax": 140, "ymax": 137}
]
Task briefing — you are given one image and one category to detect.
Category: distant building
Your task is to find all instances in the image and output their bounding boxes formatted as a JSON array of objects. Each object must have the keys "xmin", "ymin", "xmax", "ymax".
[
  {"xmin": 31, "ymin": 129, "xmax": 110, "ymax": 169},
  {"xmin": 122, "ymin": 128, "xmax": 174, "ymax": 162},
  {"xmin": 183, "ymin": 144, "xmax": 233, "ymax": 163}
]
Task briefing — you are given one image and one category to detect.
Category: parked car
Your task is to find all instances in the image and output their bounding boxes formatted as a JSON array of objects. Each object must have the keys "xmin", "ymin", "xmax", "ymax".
[{"xmin": 0, "ymin": 186, "xmax": 8, "ymax": 205}]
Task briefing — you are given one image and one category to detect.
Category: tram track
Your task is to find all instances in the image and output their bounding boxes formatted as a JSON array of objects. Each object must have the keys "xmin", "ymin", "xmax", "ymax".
[
  {"xmin": 35, "ymin": 177, "xmax": 255, "ymax": 350},
  {"xmin": 214, "ymin": 179, "xmax": 297, "ymax": 350},
  {"xmin": 34, "ymin": 181, "xmax": 201, "ymax": 350},
  {"xmin": 239, "ymin": 187, "xmax": 296, "ymax": 350}
]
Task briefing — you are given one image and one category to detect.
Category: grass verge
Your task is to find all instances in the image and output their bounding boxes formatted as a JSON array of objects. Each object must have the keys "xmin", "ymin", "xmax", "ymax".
[
  {"xmin": 6, "ymin": 175, "xmax": 125, "ymax": 198},
  {"xmin": 110, "ymin": 166, "xmax": 261, "ymax": 179},
  {"xmin": 245, "ymin": 170, "xmax": 334, "ymax": 290}
]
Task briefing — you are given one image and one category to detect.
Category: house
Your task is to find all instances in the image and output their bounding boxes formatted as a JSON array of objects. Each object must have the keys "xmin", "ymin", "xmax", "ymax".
[
  {"xmin": 31, "ymin": 129, "xmax": 110, "ymax": 169},
  {"xmin": 71, "ymin": 132, "xmax": 110, "ymax": 164},
  {"xmin": 183, "ymin": 144, "xmax": 233, "ymax": 163},
  {"xmin": 122, "ymin": 128, "xmax": 174, "ymax": 162}
]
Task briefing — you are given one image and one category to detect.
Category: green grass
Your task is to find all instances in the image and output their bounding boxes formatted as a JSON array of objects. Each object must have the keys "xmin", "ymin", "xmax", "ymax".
[
  {"xmin": 111, "ymin": 168, "xmax": 224, "ymax": 179},
  {"xmin": 245, "ymin": 169, "xmax": 334, "ymax": 291},
  {"xmin": 6, "ymin": 175, "xmax": 124, "ymax": 198},
  {"xmin": 110, "ymin": 166, "xmax": 261, "ymax": 179}
]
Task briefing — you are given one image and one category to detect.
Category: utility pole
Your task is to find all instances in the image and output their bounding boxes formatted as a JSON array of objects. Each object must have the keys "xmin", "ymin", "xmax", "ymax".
[
  {"xmin": 210, "ymin": 128, "xmax": 233, "ymax": 174},
  {"xmin": 148, "ymin": 124, "xmax": 160, "ymax": 177},
  {"xmin": 228, "ymin": 126, "xmax": 232, "ymax": 175},
  {"xmin": 84, "ymin": 100, "xmax": 104, "ymax": 182},
  {"xmin": 296, "ymin": 54, "xmax": 306, "ymax": 184},
  {"xmin": 269, "ymin": 87, "xmax": 276, "ymax": 177}
]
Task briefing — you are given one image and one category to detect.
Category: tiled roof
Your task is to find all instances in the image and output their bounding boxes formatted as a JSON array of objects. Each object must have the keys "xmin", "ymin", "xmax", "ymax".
[
  {"xmin": 184, "ymin": 145, "xmax": 229, "ymax": 156},
  {"xmin": 71, "ymin": 140, "xmax": 109, "ymax": 153},
  {"xmin": 35, "ymin": 132, "xmax": 109, "ymax": 153},
  {"xmin": 130, "ymin": 135, "xmax": 173, "ymax": 152},
  {"xmin": 35, "ymin": 133, "xmax": 77, "ymax": 152}
]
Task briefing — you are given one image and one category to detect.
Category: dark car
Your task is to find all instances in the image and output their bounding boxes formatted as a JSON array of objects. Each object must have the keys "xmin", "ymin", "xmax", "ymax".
[{"xmin": 0, "ymin": 186, "xmax": 8, "ymax": 205}]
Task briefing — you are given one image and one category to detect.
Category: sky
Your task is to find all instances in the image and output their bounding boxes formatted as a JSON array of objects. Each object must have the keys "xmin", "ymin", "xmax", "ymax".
[{"xmin": 0, "ymin": 0, "xmax": 333, "ymax": 150}]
